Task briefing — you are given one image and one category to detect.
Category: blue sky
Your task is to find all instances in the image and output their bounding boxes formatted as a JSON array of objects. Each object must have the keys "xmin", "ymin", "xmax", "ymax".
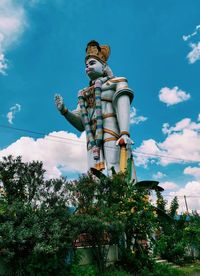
[{"xmin": 0, "ymin": 0, "xmax": 200, "ymax": 212}]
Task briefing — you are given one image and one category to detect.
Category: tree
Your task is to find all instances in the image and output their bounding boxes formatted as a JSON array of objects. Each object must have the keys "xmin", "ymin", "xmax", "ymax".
[
  {"xmin": 154, "ymin": 193, "xmax": 193, "ymax": 264},
  {"xmin": 183, "ymin": 212, "xmax": 200, "ymax": 260},
  {"xmin": 69, "ymin": 172, "xmax": 158, "ymax": 274},
  {"xmin": 0, "ymin": 156, "xmax": 75, "ymax": 275}
]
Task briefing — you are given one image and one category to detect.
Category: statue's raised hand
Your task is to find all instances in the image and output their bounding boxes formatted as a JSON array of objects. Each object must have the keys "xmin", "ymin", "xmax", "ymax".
[{"xmin": 54, "ymin": 94, "xmax": 65, "ymax": 112}]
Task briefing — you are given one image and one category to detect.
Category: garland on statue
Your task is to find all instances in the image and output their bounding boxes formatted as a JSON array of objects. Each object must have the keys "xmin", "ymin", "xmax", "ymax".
[{"xmin": 78, "ymin": 78, "xmax": 108, "ymax": 160}]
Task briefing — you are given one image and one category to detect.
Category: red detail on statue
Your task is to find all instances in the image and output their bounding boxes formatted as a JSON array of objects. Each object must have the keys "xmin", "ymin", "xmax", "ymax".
[{"xmin": 119, "ymin": 138, "xmax": 126, "ymax": 146}]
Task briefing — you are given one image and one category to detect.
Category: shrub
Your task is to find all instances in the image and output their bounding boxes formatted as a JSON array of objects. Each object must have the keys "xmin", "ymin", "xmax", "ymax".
[{"xmin": 0, "ymin": 156, "xmax": 75, "ymax": 275}]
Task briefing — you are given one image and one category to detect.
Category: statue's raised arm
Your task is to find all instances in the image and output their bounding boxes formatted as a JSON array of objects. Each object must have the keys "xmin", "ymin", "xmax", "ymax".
[
  {"xmin": 54, "ymin": 94, "xmax": 85, "ymax": 132},
  {"xmin": 55, "ymin": 40, "xmax": 136, "ymax": 180}
]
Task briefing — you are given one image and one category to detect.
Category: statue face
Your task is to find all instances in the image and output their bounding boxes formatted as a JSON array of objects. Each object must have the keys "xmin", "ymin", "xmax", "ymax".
[{"xmin": 85, "ymin": 58, "xmax": 105, "ymax": 80}]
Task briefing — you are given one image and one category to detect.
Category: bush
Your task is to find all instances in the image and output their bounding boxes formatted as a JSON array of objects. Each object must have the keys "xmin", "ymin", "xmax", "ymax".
[
  {"xmin": 0, "ymin": 156, "xmax": 75, "ymax": 275},
  {"xmin": 154, "ymin": 193, "xmax": 200, "ymax": 264},
  {"xmin": 69, "ymin": 172, "xmax": 158, "ymax": 274}
]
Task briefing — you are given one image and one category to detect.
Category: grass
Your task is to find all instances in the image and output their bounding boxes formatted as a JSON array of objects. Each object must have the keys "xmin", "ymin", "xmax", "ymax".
[
  {"xmin": 149, "ymin": 261, "xmax": 200, "ymax": 276},
  {"xmin": 176, "ymin": 262, "xmax": 200, "ymax": 275},
  {"xmin": 72, "ymin": 262, "xmax": 200, "ymax": 276}
]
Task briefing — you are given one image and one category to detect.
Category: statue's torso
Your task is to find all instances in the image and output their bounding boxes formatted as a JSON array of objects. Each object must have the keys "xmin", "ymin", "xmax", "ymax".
[
  {"xmin": 77, "ymin": 76, "xmax": 132, "ymax": 144},
  {"xmin": 81, "ymin": 79, "xmax": 120, "ymax": 138},
  {"xmin": 74, "ymin": 76, "xmax": 133, "ymax": 171}
]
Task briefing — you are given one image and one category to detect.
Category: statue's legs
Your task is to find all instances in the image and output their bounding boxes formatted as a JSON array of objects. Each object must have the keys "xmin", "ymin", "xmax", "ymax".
[
  {"xmin": 103, "ymin": 140, "xmax": 120, "ymax": 176},
  {"xmin": 104, "ymin": 141, "xmax": 137, "ymax": 182},
  {"xmin": 87, "ymin": 147, "xmax": 105, "ymax": 171}
]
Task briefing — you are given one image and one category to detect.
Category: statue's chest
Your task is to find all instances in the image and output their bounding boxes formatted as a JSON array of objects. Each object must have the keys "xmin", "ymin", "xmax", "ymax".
[
  {"xmin": 82, "ymin": 83, "xmax": 115, "ymax": 108},
  {"xmin": 101, "ymin": 82, "xmax": 115, "ymax": 100},
  {"xmin": 101, "ymin": 89, "xmax": 114, "ymax": 101},
  {"xmin": 82, "ymin": 86, "xmax": 95, "ymax": 108},
  {"xmin": 81, "ymin": 84, "xmax": 115, "ymax": 122}
]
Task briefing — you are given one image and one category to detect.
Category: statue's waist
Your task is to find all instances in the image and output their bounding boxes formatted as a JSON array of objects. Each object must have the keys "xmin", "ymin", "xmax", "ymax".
[
  {"xmin": 89, "ymin": 118, "xmax": 119, "ymax": 136},
  {"xmin": 101, "ymin": 97, "xmax": 112, "ymax": 103},
  {"xmin": 89, "ymin": 113, "xmax": 117, "ymax": 123},
  {"xmin": 103, "ymin": 113, "xmax": 116, "ymax": 119}
]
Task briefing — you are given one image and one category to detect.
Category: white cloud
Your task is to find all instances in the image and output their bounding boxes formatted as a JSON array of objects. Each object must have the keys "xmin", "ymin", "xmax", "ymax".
[
  {"xmin": 183, "ymin": 35, "xmax": 190, "ymax": 42},
  {"xmin": 183, "ymin": 25, "xmax": 200, "ymax": 64},
  {"xmin": 187, "ymin": 42, "xmax": 200, "ymax": 64},
  {"xmin": 130, "ymin": 107, "xmax": 147, "ymax": 125},
  {"xmin": 134, "ymin": 117, "xmax": 200, "ymax": 167},
  {"xmin": 160, "ymin": 181, "xmax": 178, "ymax": 190},
  {"xmin": 184, "ymin": 166, "xmax": 200, "ymax": 179},
  {"xmin": 152, "ymin": 171, "xmax": 166, "ymax": 179},
  {"xmin": 159, "ymin": 86, "xmax": 191, "ymax": 106},
  {"xmin": 0, "ymin": 0, "xmax": 27, "ymax": 49},
  {"xmin": 151, "ymin": 180, "xmax": 200, "ymax": 214},
  {"xmin": 162, "ymin": 123, "xmax": 170, "ymax": 135},
  {"xmin": 0, "ymin": 0, "xmax": 27, "ymax": 74},
  {"xmin": 162, "ymin": 118, "xmax": 200, "ymax": 135},
  {"xmin": 6, "ymin": 103, "xmax": 21, "ymax": 124},
  {"xmin": 182, "ymin": 25, "xmax": 200, "ymax": 42},
  {"xmin": 134, "ymin": 139, "xmax": 161, "ymax": 167},
  {"xmin": 169, "ymin": 181, "xmax": 200, "ymax": 213},
  {"xmin": 0, "ymin": 131, "xmax": 87, "ymax": 179},
  {"xmin": 198, "ymin": 114, "xmax": 200, "ymax": 122},
  {"xmin": 0, "ymin": 53, "xmax": 8, "ymax": 75}
]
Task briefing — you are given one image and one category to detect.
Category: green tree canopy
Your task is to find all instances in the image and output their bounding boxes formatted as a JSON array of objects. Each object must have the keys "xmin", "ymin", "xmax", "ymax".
[{"xmin": 0, "ymin": 156, "xmax": 75, "ymax": 275}]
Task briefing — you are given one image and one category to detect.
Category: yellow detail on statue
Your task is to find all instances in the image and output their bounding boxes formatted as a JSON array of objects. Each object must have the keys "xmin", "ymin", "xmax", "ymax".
[
  {"xmin": 120, "ymin": 145, "xmax": 127, "ymax": 172},
  {"xmin": 109, "ymin": 77, "xmax": 127, "ymax": 83}
]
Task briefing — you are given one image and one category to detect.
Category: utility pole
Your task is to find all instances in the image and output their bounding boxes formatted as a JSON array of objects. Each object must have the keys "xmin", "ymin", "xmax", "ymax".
[{"xmin": 184, "ymin": 195, "xmax": 189, "ymax": 214}]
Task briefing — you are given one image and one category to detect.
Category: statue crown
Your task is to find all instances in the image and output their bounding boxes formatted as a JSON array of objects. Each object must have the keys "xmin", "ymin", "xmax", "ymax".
[{"xmin": 85, "ymin": 40, "xmax": 110, "ymax": 64}]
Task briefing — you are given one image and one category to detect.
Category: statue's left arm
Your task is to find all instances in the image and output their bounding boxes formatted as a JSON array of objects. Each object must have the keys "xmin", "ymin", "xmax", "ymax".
[{"xmin": 112, "ymin": 78, "xmax": 134, "ymax": 145}]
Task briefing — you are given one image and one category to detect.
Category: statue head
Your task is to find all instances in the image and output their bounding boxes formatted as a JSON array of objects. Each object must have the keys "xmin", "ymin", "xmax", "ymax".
[
  {"xmin": 85, "ymin": 40, "xmax": 113, "ymax": 80},
  {"xmin": 85, "ymin": 40, "xmax": 110, "ymax": 64}
]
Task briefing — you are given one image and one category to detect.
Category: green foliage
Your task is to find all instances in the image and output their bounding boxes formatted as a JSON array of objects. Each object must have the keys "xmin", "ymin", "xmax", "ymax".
[
  {"xmin": 69, "ymin": 172, "xmax": 158, "ymax": 274},
  {"xmin": 183, "ymin": 212, "xmax": 200, "ymax": 259},
  {"xmin": 154, "ymin": 193, "xmax": 186, "ymax": 263},
  {"xmin": 143, "ymin": 262, "xmax": 200, "ymax": 276},
  {"xmin": 176, "ymin": 261, "xmax": 200, "ymax": 275},
  {"xmin": 156, "ymin": 191, "xmax": 167, "ymax": 212},
  {"xmin": 102, "ymin": 266, "xmax": 132, "ymax": 275},
  {"xmin": 169, "ymin": 196, "xmax": 179, "ymax": 217},
  {"xmin": 154, "ymin": 192, "xmax": 200, "ymax": 264},
  {"xmin": 1, "ymin": 155, "xmax": 199, "ymax": 274},
  {"xmin": 70, "ymin": 264, "xmax": 97, "ymax": 276},
  {"xmin": 0, "ymin": 156, "xmax": 75, "ymax": 275},
  {"xmin": 140, "ymin": 262, "xmax": 184, "ymax": 276},
  {"xmin": 0, "ymin": 157, "xmax": 159, "ymax": 274}
]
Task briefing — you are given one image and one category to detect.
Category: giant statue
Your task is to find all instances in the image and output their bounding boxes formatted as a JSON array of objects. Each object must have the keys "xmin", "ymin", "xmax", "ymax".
[{"xmin": 55, "ymin": 40, "xmax": 136, "ymax": 179}]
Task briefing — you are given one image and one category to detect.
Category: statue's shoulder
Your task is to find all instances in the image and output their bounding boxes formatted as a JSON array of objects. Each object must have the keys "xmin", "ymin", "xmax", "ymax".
[
  {"xmin": 105, "ymin": 77, "xmax": 128, "ymax": 91},
  {"xmin": 109, "ymin": 77, "xmax": 128, "ymax": 83},
  {"xmin": 110, "ymin": 77, "xmax": 134, "ymax": 105},
  {"xmin": 109, "ymin": 76, "xmax": 129, "ymax": 92}
]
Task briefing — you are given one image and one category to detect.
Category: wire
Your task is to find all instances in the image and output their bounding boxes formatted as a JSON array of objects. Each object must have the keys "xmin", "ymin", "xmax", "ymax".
[
  {"xmin": 161, "ymin": 195, "xmax": 200, "ymax": 198},
  {"xmin": 132, "ymin": 150, "xmax": 199, "ymax": 163},
  {"xmin": 0, "ymin": 124, "xmax": 85, "ymax": 144},
  {"xmin": 0, "ymin": 124, "xmax": 200, "ymax": 163}
]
